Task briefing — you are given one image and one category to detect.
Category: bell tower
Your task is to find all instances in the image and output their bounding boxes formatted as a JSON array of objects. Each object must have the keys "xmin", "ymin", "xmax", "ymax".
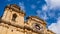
[
  {"xmin": 0, "ymin": 4, "xmax": 55, "ymax": 34},
  {"xmin": 25, "ymin": 16, "xmax": 47, "ymax": 34},
  {"xmin": 2, "ymin": 4, "xmax": 25, "ymax": 27}
]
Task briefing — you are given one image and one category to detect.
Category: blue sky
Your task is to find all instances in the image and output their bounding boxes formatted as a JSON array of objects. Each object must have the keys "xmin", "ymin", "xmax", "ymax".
[{"xmin": 0, "ymin": 0, "xmax": 60, "ymax": 34}]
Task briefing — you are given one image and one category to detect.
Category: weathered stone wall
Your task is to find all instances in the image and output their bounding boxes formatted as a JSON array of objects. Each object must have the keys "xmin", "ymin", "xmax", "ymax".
[
  {"xmin": 0, "ymin": 4, "xmax": 55, "ymax": 34},
  {"xmin": 0, "ymin": 22, "xmax": 24, "ymax": 34}
]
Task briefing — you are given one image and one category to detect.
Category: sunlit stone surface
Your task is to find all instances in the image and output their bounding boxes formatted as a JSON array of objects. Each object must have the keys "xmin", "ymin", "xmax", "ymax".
[{"xmin": 0, "ymin": 4, "xmax": 55, "ymax": 34}]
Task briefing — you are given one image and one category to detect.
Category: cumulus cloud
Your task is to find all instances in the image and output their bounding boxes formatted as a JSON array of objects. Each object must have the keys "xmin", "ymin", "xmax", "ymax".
[
  {"xmin": 42, "ymin": 5, "xmax": 56, "ymax": 18},
  {"xmin": 36, "ymin": 0, "xmax": 60, "ymax": 34},
  {"xmin": 19, "ymin": 2, "xmax": 25, "ymax": 12},
  {"xmin": 36, "ymin": 4, "xmax": 49, "ymax": 20},
  {"xmin": 36, "ymin": 10, "xmax": 48, "ymax": 20},
  {"xmin": 48, "ymin": 17, "xmax": 60, "ymax": 34},
  {"xmin": 42, "ymin": 0, "xmax": 60, "ymax": 34},
  {"xmin": 42, "ymin": 5, "xmax": 48, "ymax": 11},
  {"xmin": 45, "ymin": 0, "xmax": 60, "ymax": 9},
  {"xmin": 42, "ymin": 0, "xmax": 60, "ymax": 18}
]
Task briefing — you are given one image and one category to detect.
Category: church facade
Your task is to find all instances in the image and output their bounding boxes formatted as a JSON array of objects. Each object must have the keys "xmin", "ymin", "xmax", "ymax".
[{"xmin": 0, "ymin": 4, "xmax": 55, "ymax": 34}]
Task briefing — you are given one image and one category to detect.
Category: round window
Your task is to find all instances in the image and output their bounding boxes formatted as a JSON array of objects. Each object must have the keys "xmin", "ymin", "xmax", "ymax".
[{"xmin": 32, "ymin": 23, "xmax": 43, "ymax": 31}]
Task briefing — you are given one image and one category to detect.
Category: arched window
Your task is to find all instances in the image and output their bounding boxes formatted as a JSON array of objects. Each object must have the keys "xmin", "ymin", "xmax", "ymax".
[{"xmin": 12, "ymin": 14, "xmax": 17, "ymax": 21}]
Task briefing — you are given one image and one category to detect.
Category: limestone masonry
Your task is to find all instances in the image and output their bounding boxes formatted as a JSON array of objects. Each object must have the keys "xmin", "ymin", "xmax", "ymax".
[{"xmin": 0, "ymin": 4, "xmax": 55, "ymax": 34}]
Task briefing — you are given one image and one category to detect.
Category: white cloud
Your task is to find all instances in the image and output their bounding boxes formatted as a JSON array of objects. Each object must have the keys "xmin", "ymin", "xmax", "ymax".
[
  {"xmin": 41, "ymin": 0, "xmax": 60, "ymax": 34},
  {"xmin": 43, "ymin": 13, "xmax": 48, "ymax": 20},
  {"xmin": 36, "ymin": 10, "xmax": 48, "ymax": 20},
  {"xmin": 36, "ymin": 10, "xmax": 41, "ymax": 15},
  {"xmin": 45, "ymin": 0, "xmax": 60, "ymax": 9},
  {"xmin": 36, "ymin": 10, "xmax": 42, "ymax": 17},
  {"xmin": 31, "ymin": 4, "xmax": 36, "ymax": 9},
  {"xmin": 42, "ymin": 4, "xmax": 56, "ymax": 18},
  {"xmin": 42, "ymin": 5, "xmax": 48, "ymax": 11},
  {"xmin": 19, "ymin": 2, "xmax": 25, "ymax": 12},
  {"xmin": 48, "ymin": 17, "xmax": 60, "ymax": 34},
  {"xmin": 48, "ymin": 12, "xmax": 56, "ymax": 18}
]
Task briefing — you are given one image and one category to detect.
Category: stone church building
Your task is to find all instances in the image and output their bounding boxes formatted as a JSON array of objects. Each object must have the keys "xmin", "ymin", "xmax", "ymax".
[{"xmin": 0, "ymin": 4, "xmax": 55, "ymax": 34}]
